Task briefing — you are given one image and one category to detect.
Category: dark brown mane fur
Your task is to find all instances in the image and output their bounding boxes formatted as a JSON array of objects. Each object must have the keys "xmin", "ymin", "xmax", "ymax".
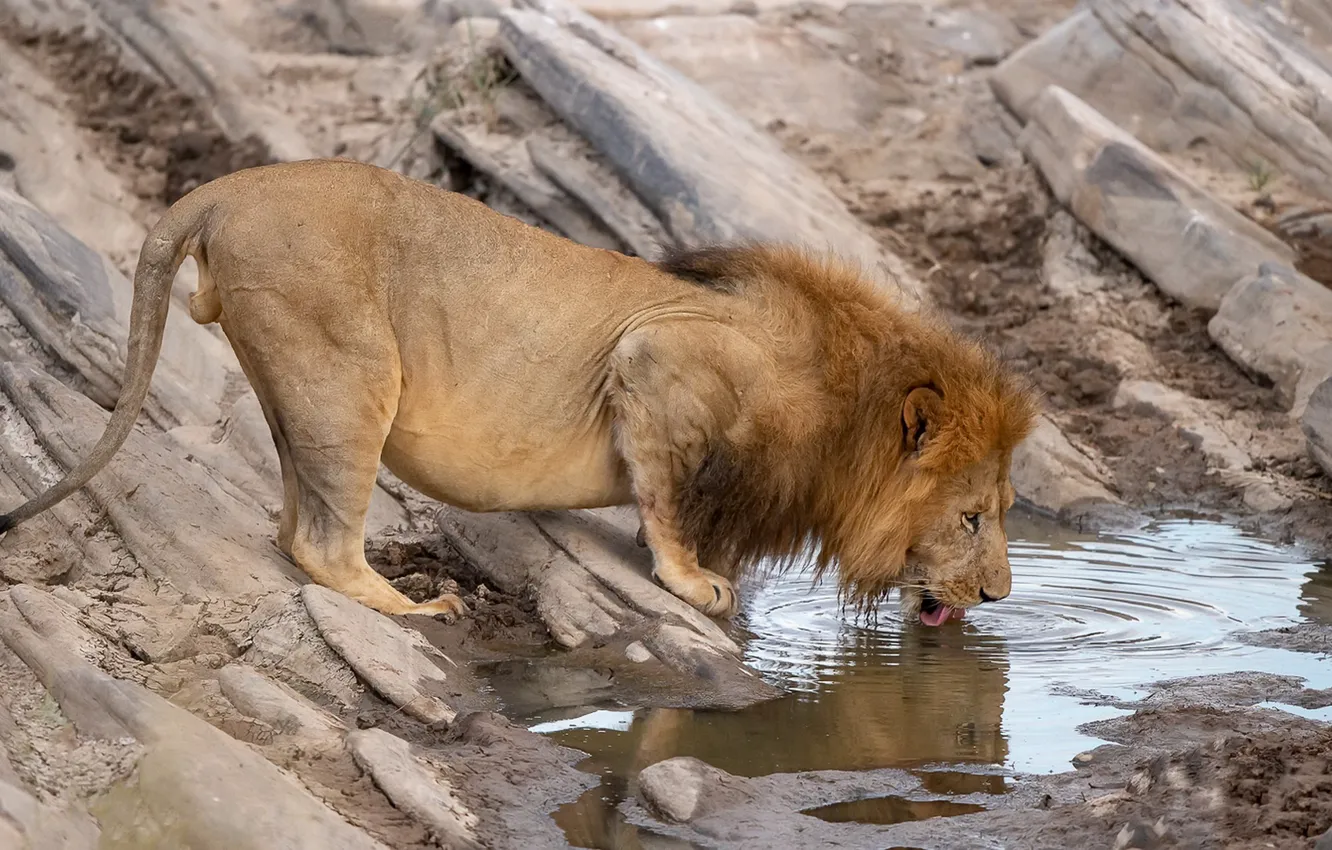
[{"xmin": 656, "ymin": 243, "xmax": 1040, "ymax": 608}]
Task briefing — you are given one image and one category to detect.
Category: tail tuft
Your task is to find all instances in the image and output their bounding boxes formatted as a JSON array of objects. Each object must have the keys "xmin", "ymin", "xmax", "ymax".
[{"xmin": 0, "ymin": 514, "xmax": 14, "ymax": 535}]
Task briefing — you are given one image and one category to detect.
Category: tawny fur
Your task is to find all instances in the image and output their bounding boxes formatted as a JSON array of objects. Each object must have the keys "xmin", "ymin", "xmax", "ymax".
[
  {"xmin": 0, "ymin": 159, "xmax": 1039, "ymax": 622},
  {"xmin": 658, "ymin": 244, "xmax": 1040, "ymax": 610}
]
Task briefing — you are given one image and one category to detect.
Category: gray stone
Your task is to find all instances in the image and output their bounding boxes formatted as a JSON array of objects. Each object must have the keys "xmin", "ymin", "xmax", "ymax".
[
  {"xmin": 0, "ymin": 775, "xmax": 100, "ymax": 850},
  {"xmin": 437, "ymin": 505, "xmax": 782, "ymax": 709},
  {"xmin": 301, "ymin": 584, "xmax": 458, "ymax": 727},
  {"xmin": 1303, "ymin": 377, "xmax": 1332, "ymax": 478},
  {"xmin": 1113, "ymin": 380, "xmax": 1290, "ymax": 511},
  {"xmin": 993, "ymin": 0, "xmax": 1332, "ymax": 203},
  {"xmin": 495, "ymin": 0, "xmax": 923, "ymax": 306},
  {"xmin": 1208, "ymin": 262, "xmax": 1332, "ymax": 416},
  {"xmin": 0, "ymin": 187, "xmax": 232, "ymax": 428},
  {"xmin": 1017, "ymin": 85, "xmax": 1294, "ymax": 312},
  {"xmin": 0, "ymin": 363, "xmax": 293, "ymax": 603},
  {"xmin": 217, "ymin": 663, "xmax": 344, "ymax": 744},
  {"xmin": 637, "ymin": 756, "xmax": 754, "ymax": 823},
  {"xmin": 0, "ymin": 603, "xmax": 386, "ymax": 850},
  {"xmin": 347, "ymin": 728, "xmax": 481, "ymax": 848},
  {"xmin": 1010, "ymin": 415, "xmax": 1121, "ymax": 517}
]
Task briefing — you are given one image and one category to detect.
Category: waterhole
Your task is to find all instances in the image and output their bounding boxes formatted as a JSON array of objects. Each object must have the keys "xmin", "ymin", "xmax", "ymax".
[{"xmin": 503, "ymin": 514, "xmax": 1332, "ymax": 847}]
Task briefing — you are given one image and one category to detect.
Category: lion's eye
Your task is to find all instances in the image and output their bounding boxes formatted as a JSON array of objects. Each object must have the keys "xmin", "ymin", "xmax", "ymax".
[{"xmin": 963, "ymin": 512, "xmax": 981, "ymax": 533}]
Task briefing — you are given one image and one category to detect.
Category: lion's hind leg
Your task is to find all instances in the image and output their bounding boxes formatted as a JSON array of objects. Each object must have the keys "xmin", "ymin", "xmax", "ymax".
[{"xmin": 241, "ymin": 341, "xmax": 465, "ymax": 621}]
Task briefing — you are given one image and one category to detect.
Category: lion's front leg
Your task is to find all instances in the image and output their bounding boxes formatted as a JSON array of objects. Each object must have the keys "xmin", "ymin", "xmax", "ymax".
[
  {"xmin": 637, "ymin": 491, "xmax": 738, "ymax": 618},
  {"xmin": 610, "ymin": 326, "xmax": 743, "ymax": 619}
]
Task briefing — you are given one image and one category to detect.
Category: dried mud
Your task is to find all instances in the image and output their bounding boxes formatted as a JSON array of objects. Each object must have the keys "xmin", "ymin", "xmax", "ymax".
[{"xmin": 0, "ymin": 21, "xmax": 272, "ymax": 206}]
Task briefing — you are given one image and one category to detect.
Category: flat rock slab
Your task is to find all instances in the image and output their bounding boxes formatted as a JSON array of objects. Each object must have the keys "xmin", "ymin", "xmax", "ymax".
[
  {"xmin": 496, "ymin": 0, "xmax": 923, "ymax": 306},
  {"xmin": 1010, "ymin": 415, "xmax": 1123, "ymax": 520},
  {"xmin": 0, "ymin": 591, "xmax": 386, "ymax": 850},
  {"xmin": 1208, "ymin": 261, "xmax": 1332, "ymax": 417},
  {"xmin": 1302, "ymin": 377, "xmax": 1332, "ymax": 478},
  {"xmin": 0, "ymin": 363, "xmax": 295, "ymax": 603},
  {"xmin": 615, "ymin": 14, "xmax": 890, "ymax": 137},
  {"xmin": 348, "ymin": 728, "xmax": 481, "ymax": 849},
  {"xmin": 437, "ymin": 505, "xmax": 781, "ymax": 709},
  {"xmin": 1017, "ymin": 85, "xmax": 1294, "ymax": 312},
  {"xmin": 993, "ymin": 0, "xmax": 1332, "ymax": 203},
  {"xmin": 217, "ymin": 663, "xmax": 345, "ymax": 744},
  {"xmin": 0, "ymin": 186, "xmax": 232, "ymax": 429},
  {"xmin": 301, "ymin": 584, "xmax": 459, "ymax": 727}
]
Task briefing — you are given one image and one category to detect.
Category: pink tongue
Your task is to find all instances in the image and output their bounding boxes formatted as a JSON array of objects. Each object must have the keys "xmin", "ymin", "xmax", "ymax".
[{"xmin": 919, "ymin": 605, "xmax": 953, "ymax": 627}]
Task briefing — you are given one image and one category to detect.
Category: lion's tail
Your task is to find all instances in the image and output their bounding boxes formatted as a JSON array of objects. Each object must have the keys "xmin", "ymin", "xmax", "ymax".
[{"xmin": 0, "ymin": 186, "xmax": 218, "ymax": 535}]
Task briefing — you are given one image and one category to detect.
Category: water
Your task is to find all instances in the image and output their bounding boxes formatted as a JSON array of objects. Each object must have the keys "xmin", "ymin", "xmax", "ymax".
[{"xmin": 510, "ymin": 514, "xmax": 1331, "ymax": 847}]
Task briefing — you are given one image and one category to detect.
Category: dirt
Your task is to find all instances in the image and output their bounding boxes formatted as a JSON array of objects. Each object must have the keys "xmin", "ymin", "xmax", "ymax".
[{"xmin": 0, "ymin": 21, "xmax": 273, "ymax": 207}]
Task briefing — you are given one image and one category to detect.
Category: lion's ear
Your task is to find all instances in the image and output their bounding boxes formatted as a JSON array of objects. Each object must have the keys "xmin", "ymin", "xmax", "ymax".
[{"xmin": 902, "ymin": 386, "xmax": 943, "ymax": 456}]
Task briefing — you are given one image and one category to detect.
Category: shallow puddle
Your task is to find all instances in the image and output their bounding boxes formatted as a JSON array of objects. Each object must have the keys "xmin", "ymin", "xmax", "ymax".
[
  {"xmin": 800, "ymin": 795, "xmax": 986, "ymax": 824},
  {"xmin": 507, "ymin": 514, "xmax": 1332, "ymax": 847}
]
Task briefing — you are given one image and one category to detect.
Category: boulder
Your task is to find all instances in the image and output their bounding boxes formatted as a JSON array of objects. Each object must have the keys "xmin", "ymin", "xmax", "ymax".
[
  {"xmin": 993, "ymin": 0, "xmax": 1332, "ymax": 202},
  {"xmin": 0, "ymin": 593, "xmax": 386, "ymax": 850},
  {"xmin": 1302, "ymin": 377, "xmax": 1332, "ymax": 478},
  {"xmin": 1010, "ymin": 415, "xmax": 1121, "ymax": 518},
  {"xmin": 1017, "ymin": 85, "xmax": 1294, "ymax": 312},
  {"xmin": 1208, "ymin": 262, "xmax": 1332, "ymax": 416},
  {"xmin": 493, "ymin": 0, "xmax": 923, "ymax": 305},
  {"xmin": 437, "ymin": 505, "xmax": 782, "ymax": 709}
]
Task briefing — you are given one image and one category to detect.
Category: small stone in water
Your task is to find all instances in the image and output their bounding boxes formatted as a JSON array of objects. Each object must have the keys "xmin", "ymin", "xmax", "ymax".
[{"xmin": 625, "ymin": 641, "xmax": 652, "ymax": 663}]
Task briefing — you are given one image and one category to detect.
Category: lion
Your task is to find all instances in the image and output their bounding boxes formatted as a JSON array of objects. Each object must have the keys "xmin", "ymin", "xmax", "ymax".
[{"xmin": 0, "ymin": 159, "xmax": 1038, "ymax": 625}]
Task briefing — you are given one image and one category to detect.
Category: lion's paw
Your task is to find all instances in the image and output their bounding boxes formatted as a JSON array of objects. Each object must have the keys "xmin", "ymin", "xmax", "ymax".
[
  {"xmin": 405, "ymin": 593, "xmax": 468, "ymax": 623},
  {"xmin": 655, "ymin": 568, "xmax": 738, "ymax": 619}
]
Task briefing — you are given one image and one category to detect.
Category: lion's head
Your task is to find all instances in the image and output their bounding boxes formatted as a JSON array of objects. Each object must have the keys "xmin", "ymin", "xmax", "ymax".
[{"xmin": 661, "ymin": 244, "xmax": 1040, "ymax": 626}]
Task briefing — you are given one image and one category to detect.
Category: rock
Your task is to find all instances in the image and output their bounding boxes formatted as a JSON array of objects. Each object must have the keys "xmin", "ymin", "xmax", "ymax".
[
  {"xmin": 496, "ymin": 0, "xmax": 923, "ymax": 306},
  {"xmin": 437, "ymin": 505, "xmax": 782, "ymax": 709},
  {"xmin": 1317, "ymin": 825, "xmax": 1332, "ymax": 850},
  {"xmin": 1208, "ymin": 262, "xmax": 1332, "ymax": 417},
  {"xmin": 1303, "ymin": 377, "xmax": 1332, "ymax": 478},
  {"xmin": 0, "ymin": 48, "xmax": 147, "ymax": 267},
  {"xmin": 920, "ymin": 8, "xmax": 1019, "ymax": 67},
  {"xmin": 0, "ymin": 363, "xmax": 293, "ymax": 602},
  {"xmin": 637, "ymin": 756, "xmax": 754, "ymax": 823},
  {"xmin": 1113, "ymin": 380, "xmax": 1291, "ymax": 511},
  {"xmin": 243, "ymin": 593, "xmax": 364, "ymax": 711},
  {"xmin": 433, "ymin": 119, "xmax": 625, "ymax": 252},
  {"xmin": 0, "ymin": 774, "xmax": 101, "ymax": 850},
  {"xmin": 347, "ymin": 728, "xmax": 481, "ymax": 848},
  {"xmin": 526, "ymin": 136, "xmax": 670, "ymax": 258},
  {"xmin": 1010, "ymin": 415, "xmax": 1122, "ymax": 518},
  {"xmin": 0, "ymin": 186, "xmax": 233, "ymax": 428},
  {"xmin": 1016, "ymin": 85, "xmax": 1294, "ymax": 312},
  {"xmin": 993, "ymin": 1, "xmax": 1332, "ymax": 202},
  {"xmin": 301, "ymin": 585, "xmax": 459, "ymax": 727},
  {"xmin": 0, "ymin": 605, "xmax": 386, "ymax": 850},
  {"xmin": 217, "ymin": 664, "xmax": 344, "ymax": 744},
  {"xmin": 615, "ymin": 14, "xmax": 893, "ymax": 137},
  {"xmin": 1272, "ymin": 207, "xmax": 1332, "ymax": 286},
  {"xmin": 1111, "ymin": 817, "xmax": 1169, "ymax": 850},
  {"xmin": 625, "ymin": 640, "xmax": 653, "ymax": 663}
]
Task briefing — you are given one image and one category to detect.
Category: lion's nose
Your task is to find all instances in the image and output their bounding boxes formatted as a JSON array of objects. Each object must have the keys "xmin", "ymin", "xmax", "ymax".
[{"xmin": 979, "ymin": 587, "xmax": 1008, "ymax": 603}]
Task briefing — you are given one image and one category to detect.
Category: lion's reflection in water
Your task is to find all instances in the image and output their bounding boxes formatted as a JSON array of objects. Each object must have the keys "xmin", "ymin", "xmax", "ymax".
[{"xmin": 550, "ymin": 615, "xmax": 1010, "ymax": 849}]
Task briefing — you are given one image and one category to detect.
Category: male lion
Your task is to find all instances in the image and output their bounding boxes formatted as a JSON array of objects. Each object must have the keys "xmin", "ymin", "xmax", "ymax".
[{"xmin": 0, "ymin": 160, "xmax": 1038, "ymax": 626}]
